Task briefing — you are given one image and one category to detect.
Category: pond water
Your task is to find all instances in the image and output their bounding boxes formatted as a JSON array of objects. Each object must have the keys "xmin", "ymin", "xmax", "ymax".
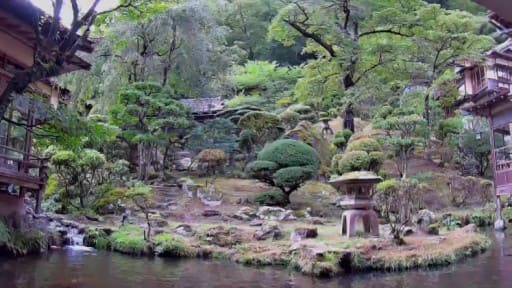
[{"xmin": 2, "ymin": 232, "xmax": 512, "ymax": 288}]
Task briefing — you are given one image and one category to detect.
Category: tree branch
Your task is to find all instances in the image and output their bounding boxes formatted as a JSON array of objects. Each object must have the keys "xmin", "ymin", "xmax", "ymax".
[
  {"xmin": 359, "ymin": 29, "xmax": 412, "ymax": 38},
  {"xmin": 283, "ymin": 19, "xmax": 336, "ymax": 57}
]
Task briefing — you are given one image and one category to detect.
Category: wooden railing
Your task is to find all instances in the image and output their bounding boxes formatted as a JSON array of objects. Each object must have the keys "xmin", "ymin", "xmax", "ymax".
[{"xmin": 0, "ymin": 144, "xmax": 48, "ymax": 190}]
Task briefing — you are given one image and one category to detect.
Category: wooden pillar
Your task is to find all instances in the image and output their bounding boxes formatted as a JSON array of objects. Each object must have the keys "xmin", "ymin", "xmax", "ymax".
[{"xmin": 488, "ymin": 112, "xmax": 504, "ymax": 229}]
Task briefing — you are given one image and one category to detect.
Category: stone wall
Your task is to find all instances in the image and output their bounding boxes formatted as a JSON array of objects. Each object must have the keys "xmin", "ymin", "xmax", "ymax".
[{"xmin": 0, "ymin": 192, "xmax": 24, "ymax": 218}]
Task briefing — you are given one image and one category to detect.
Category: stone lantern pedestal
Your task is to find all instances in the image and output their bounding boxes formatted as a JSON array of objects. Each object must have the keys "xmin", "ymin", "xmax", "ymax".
[{"xmin": 329, "ymin": 171, "xmax": 382, "ymax": 238}]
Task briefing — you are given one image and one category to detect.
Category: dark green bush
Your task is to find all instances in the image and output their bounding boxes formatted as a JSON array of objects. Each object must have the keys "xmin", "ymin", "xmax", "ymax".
[
  {"xmin": 258, "ymin": 139, "xmax": 320, "ymax": 168},
  {"xmin": 341, "ymin": 129, "xmax": 353, "ymax": 141},
  {"xmin": 253, "ymin": 189, "xmax": 288, "ymax": 206},
  {"xmin": 436, "ymin": 117, "xmax": 462, "ymax": 142},
  {"xmin": 333, "ymin": 137, "xmax": 346, "ymax": 149},
  {"xmin": 369, "ymin": 151, "xmax": 385, "ymax": 172},
  {"xmin": 247, "ymin": 139, "xmax": 320, "ymax": 203},
  {"xmin": 336, "ymin": 151, "xmax": 370, "ymax": 174},
  {"xmin": 245, "ymin": 160, "xmax": 279, "ymax": 183},
  {"xmin": 346, "ymin": 138, "xmax": 382, "ymax": 153},
  {"xmin": 273, "ymin": 166, "xmax": 316, "ymax": 188}
]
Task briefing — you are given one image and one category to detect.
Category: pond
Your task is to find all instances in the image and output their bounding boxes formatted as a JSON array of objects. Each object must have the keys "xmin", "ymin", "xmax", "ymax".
[{"xmin": 1, "ymin": 232, "xmax": 512, "ymax": 288}]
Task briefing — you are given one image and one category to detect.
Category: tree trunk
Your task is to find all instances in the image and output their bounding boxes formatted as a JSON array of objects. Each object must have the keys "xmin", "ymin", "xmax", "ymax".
[{"xmin": 424, "ymin": 92, "xmax": 432, "ymax": 161}]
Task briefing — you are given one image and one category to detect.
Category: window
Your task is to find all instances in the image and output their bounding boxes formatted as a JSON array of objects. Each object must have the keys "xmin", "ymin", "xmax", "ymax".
[
  {"xmin": 497, "ymin": 65, "xmax": 510, "ymax": 79},
  {"xmin": 471, "ymin": 66, "xmax": 486, "ymax": 91}
]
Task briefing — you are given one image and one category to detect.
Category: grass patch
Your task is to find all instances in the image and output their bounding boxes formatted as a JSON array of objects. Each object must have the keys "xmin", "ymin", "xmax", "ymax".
[
  {"xmin": 154, "ymin": 234, "xmax": 194, "ymax": 257},
  {"xmin": 110, "ymin": 225, "xmax": 152, "ymax": 256}
]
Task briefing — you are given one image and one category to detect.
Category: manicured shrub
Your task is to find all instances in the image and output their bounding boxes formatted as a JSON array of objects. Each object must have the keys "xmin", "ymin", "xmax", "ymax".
[
  {"xmin": 280, "ymin": 110, "xmax": 301, "ymax": 129},
  {"xmin": 333, "ymin": 137, "xmax": 346, "ymax": 149},
  {"xmin": 253, "ymin": 189, "xmax": 288, "ymax": 206},
  {"xmin": 369, "ymin": 151, "xmax": 385, "ymax": 172},
  {"xmin": 336, "ymin": 151, "xmax": 370, "ymax": 174},
  {"xmin": 246, "ymin": 161, "xmax": 279, "ymax": 184},
  {"xmin": 273, "ymin": 166, "xmax": 316, "ymax": 188},
  {"xmin": 341, "ymin": 129, "xmax": 353, "ymax": 141},
  {"xmin": 257, "ymin": 139, "xmax": 320, "ymax": 168},
  {"xmin": 346, "ymin": 138, "xmax": 381, "ymax": 153},
  {"xmin": 246, "ymin": 139, "xmax": 320, "ymax": 205}
]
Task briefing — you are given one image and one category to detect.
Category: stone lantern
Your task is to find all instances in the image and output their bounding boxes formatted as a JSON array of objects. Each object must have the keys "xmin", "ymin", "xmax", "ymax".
[{"xmin": 329, "ymin": 171, "xmax": 381, "ymax": 237}]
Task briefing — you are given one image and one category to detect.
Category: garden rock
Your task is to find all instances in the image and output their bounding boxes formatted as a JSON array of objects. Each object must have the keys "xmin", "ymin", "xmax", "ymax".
[
  {"xmin": 202, "ymin": 210, "xmax": 221, "ymax": 217},
  {"xmin": 402, "ymin": 227, "xmax": 415, "ymax": 236},
  {"xmin": 253, "ymin": 221, "xmax": 283, "ymax": 241},
  {"xmin": 174, "ymin": 224, "xmax": 195, "ymax": 237},
  {"xmin": 233, "ymin": 207, "xmax": 257, "ymax": 221},
  {"xmin": 427, "ymin": 224, "xmax": 439, "ymax": 235},
  {"xmin": 249, "ymin": 219, "xmax": 264, "ymax": 227},
  {"xmin": 257, "ymin": 206, "xmax": 296, "ymax": 221},
  {"xmin": 174, "ymin": 158, "xmax": 192, "ymax": 171},
  {"xmin": 290, "ymin": 227, "xmax": 318, "ymax": 241},
  {"xmin": 413, "ymin": 209, "xmax": 436, "ymax": 231},
  {"xmin": 460, "ymin": 223, "xmax": 477, "ymax": 233}
]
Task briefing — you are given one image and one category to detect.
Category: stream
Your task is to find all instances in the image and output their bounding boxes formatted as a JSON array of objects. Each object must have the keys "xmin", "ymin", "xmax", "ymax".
[{"xmin": 1, "ymin": 231, "xmax": 512, "ymax": 288}]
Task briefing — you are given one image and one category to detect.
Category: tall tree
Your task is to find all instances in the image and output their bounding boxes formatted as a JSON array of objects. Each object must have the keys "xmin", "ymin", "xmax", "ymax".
[{"xmin": 0, "ymin": 0, "xmax": 139, "ymax": 121}]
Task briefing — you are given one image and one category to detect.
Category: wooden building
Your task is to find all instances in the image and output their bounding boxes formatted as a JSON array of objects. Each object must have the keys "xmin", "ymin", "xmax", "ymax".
[
  {"xmin": 460, "ymin": 2, "xmax": 512, "ymax": 229},
  {"xmin": 180, "ymin": 97, "xmax": 225, "ymax": 122},
  {"xmin": 0, "ymin": 1, "xmax": 92, "ymax": 217}
]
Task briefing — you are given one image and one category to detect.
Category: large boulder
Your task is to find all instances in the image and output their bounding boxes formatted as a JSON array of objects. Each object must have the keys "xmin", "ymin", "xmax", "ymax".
[
  {"xmin": 290, "ymin": 227, "xmax": 318, "ymax": 241},
  {"xmin": 232, "ymin": 207, "xmax": 257, "ymax": 221},
  {"xmin": 174, "ymin": 224, "xmax": 195, "ymax": 237},
  {"xmin": 257, "ymin": 206, "xmax": 296, "ymax": 221},
  {"xmin": 414, "ymin": 209, "xmax": 436, "ymax": 232},
  {"xmin": 174, "ymin": 158, "xmax": 193, "ymax": 171},
  {"xmin": 253, "ymin": 221, "xmax": 283, "ymax": 241}
]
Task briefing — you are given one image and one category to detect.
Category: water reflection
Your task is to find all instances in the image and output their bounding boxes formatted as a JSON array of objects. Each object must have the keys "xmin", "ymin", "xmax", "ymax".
[{"xmin": 2, "ymin": 232, "xmax": 512, "ymax": 288}]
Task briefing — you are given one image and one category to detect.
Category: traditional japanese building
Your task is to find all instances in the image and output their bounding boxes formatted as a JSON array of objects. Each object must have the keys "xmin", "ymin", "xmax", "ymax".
[
  {"xmin": 460, "ymin": 2, "xmax": 512, "ymax": 229},
  {"xmin": 0, "ymin": 0, "xmax": 92, "ymax": 217},
  {"xmin": 180, "ymin": 97, "xmax": 225, "ymax": 122}
]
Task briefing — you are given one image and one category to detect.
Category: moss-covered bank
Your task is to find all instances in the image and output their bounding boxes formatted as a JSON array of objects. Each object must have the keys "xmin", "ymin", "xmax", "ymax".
[{"xmin": 83, "ymin": 224, "xmax": 490, "ymax": 278}]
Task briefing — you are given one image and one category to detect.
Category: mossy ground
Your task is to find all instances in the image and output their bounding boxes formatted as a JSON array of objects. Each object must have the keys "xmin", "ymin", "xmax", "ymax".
[{"xmin": 84, "ymin": 219, "xmax": 490, "ymax": 278}]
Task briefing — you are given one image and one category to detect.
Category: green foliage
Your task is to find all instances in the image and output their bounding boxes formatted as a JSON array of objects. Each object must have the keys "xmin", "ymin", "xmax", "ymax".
[
  {"xmin": 238, "ymin": 111, "xmax": 282, "ymax": 145},
  {"xmin": 247, "ymin": 139, "xmax": 320, "ymax": 201},
  {"xmin": 341, "ymin": 129, "xmax": 353, "ymax": 141},
  {"xmin": 110, "ymin": 225, "xmax": 149, "ymax": 256},
  {"xmin": 436, "ymin": 117, "xmax": 462, "ymax": 142},
  {"xmin": 336, "ymin": 151, "xmax": 371, "ymax": 175},
  {"xmin": 154, "ymin": 234, "xmax": 193, "ymax": 257},
  {"xmin": 257, "ymin": 139, "xmax": 320, "ymax": 169},
  {"xmin": 273, "ymin": 166, "xmax": 316, "ymax": 188},
  {"xmin": 253, "ymin": 189, "xmax": 288, "ymax": 206},
  {"xmin": 332, "ymin": 137, "xmax": 346, "ymax": 149},
  {"xmin": 50, "ymin": 149, "xmax": 109, "ymax": 211},
  {"xmin": 375, "ymin": 178, "xmax": 423, "ymax": 240},
  {"xmin": 376, "ymin": 114, "xmax": 424, "ymax": 178},
  {"xmin": 0, "ymin": 223, "xmax": 46, "ymax": 256},
  {"xmin": 346, "ymin": 138, "xmax": 382, "ymax": 153},
  {"xmin": 226, "ymin": 94, "xmax": 265, "ymax": 108},
  {"xmin": 228, "ymin": 61, "xmax": 301, "ymax": 109},
  {"xmin": 187, "ymin": 118, "xmax": 238, "ymax": 153},
  {"xmin": 369, "ymin": 151, "xmax": 386, "ymax": 172},
  {"xmin": 246, "ymin": 161, "xmax": 279, "ymax": 181},
  {"xmin": 280, "ymin": 110, "xmax": 301, "ymax": 130},
  {"xmin": 239, "ymin": 129, "xmax": 258, "ymax": 154}
]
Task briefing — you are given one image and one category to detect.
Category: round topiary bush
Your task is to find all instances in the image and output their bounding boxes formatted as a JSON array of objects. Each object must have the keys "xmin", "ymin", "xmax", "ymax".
[
  {"xmin": 258, "ymin": 139, "xmax": 320, "ymax": 169},
  {"xmin": 346, "ymin": 138, "xmax": 381, "ymax": 153},
  {"xmin": 369, "ymin": 151, "xmax": 385, "ymax": 172},
  {"xmin": 253, "ymin": 189, "xmax": 288, "ymax": 206},
  {"xmin": 336, "ymin": 151, "xmax": 370, "ymax": 175},
  {"xmin": 246, "ymin": 139, "xmax": 320, "ymax": 205},
  {"xmin": 333, "ymin": 137, "xmax": 346, "ymax": 149}
]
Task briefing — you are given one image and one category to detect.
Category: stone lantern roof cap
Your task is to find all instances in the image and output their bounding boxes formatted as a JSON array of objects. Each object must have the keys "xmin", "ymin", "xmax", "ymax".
[{"xmin": 329, "ymin": 171, "xmax": 382, "ymax": 186}]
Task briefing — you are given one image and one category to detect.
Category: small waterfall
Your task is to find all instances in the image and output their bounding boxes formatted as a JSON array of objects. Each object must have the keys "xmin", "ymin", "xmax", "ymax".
[
  {"xmin": 64, "ymin": 228, "xmax": 94, "ymax": 251},
  {"xmin": 66, "ymin": 228, "xmax": 84, "ymax": 246}
]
